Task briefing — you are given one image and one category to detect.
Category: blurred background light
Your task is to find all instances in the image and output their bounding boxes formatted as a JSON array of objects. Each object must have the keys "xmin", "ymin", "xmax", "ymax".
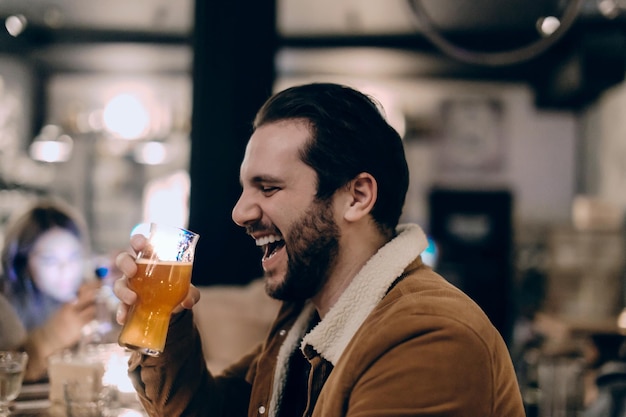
[
  {"xmin": 103, "ymin": 93, "xmax": 150, "ymax": 139},
  {"xmin": 5, "ymin": 14, "xmax": 27, "ymax": 37},
  {"xmin": 29, "ymin": 124, "xmax": 74, "ymax": 163},
  {"xmin": 142, "ymin": 170, "xmax": 190, "ymax": 228},
  {"xmin": 598, "ymin": 0, "xmax": 620, "ymax": 19},
  {"xmin": 132, "ymin": 140, "xmax": 169, "ymax": 165},
  {"xmin": 537, "ymin": 16, "xmax": 561, "ymax": 37}
]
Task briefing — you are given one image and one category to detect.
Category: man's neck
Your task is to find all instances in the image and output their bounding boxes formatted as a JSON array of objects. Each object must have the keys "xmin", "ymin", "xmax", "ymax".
[{"xmin": 312, "ymin": 229, "xmax": 389, "ymax": 318}]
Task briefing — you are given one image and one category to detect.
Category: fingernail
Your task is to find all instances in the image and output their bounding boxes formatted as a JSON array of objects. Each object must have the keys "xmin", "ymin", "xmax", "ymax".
[{"xmin": 116, "ymin": 308, "xmax": 124, "ymax": 324}]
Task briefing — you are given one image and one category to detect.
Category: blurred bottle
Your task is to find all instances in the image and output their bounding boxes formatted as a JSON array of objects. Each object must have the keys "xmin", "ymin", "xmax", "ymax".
[{"xmin": 80, "ymin": 264, "xmax": 121, "ymax": 347}]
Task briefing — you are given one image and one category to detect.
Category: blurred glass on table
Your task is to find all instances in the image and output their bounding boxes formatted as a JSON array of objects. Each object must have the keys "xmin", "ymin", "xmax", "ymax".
[
  {"xmin": 63, "ymin": 378, "xmax": 103, "ymax": 417},
  {"xmin": 0, "ymin": 351, "xmax": 28, "ymax": 417},
  {"xmin": 48, "ymin": 344, "xmax": 142, "ymax": 417}
]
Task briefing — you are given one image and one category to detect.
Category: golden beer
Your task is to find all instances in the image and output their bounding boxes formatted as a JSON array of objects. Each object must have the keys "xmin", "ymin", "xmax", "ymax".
[{"xmin": 118, "ymin": 259, "xmax": 193, "ymax": 356}]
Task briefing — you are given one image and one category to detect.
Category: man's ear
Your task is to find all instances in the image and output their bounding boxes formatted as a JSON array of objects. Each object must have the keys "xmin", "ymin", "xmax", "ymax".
[{"xmin": 344, "ymin": 173, "xmax": 377, "ymax": 222}]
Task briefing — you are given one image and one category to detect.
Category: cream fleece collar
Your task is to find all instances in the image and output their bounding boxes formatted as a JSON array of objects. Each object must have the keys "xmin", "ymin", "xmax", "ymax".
[
  {"xmin": 268, "ymin": 223, "xmax": 428, "ymax": 416},
  {"xmin": 302, "ymin": 223, "xmax": 428, "ymax": 365}
]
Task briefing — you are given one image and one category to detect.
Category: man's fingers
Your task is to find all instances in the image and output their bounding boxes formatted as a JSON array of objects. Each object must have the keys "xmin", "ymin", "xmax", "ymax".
[
  {"xmin": 111, "ymin": 236, "xmax": 147, "ymax": 325},
  {"xmin": 116, "ymin": 303, "xmax": 129, "ymax": 325},
  {"xmin": 115, "ymin": 252, "xmax": 138, "ymax": 277},
  {"xmin": 130, "ymin": 234, "xmax": 148, "ymax": 252},
  {"xmin": 113, "ymin": 276, "xmax": 137, "ymax": 305},
  {"xmin": 112, "ymin": 276, "xmax": 133, "ymax": 325},
  {"xmin": 178, "ymin": 285, "xmax": 201, "ymax": 311}
]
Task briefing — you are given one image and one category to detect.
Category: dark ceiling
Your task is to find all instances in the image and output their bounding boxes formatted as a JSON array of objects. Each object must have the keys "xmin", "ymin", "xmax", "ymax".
[
  {"xmin": 278, "ymin": 0, "xmax": 626, "ymax": 109},
  {"xmin": 0, "ymin": 0, "xmax": 624, "ymax": 109}
]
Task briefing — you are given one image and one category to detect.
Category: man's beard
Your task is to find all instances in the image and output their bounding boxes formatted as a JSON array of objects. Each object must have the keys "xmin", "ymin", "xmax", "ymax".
[{"xmin": 268, "ymin": 198, "xmax": 339, "ymax": 301}]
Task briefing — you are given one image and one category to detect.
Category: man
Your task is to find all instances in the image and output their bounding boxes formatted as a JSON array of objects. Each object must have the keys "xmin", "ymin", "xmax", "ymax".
[{"xmin": 114, "ymin": 83, "xmax": 525, "ymax": 416}]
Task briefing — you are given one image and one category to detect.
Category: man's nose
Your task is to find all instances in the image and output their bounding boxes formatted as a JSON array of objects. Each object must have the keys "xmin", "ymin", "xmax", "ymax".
[{"xmin": 232, "ymin": 191, "xmax": 261, "ymax": 227}]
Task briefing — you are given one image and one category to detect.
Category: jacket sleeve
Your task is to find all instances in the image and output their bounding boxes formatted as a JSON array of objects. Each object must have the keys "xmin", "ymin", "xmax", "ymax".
[{"xmin": 128, "ymin": 309, "xmax": 257, "ymax": 417}]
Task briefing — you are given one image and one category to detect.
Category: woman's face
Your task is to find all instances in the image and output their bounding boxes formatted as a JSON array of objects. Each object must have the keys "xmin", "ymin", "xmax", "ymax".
[{"xmin": 27, "ymin": 227, "xmax": 85, "ymax": 302}]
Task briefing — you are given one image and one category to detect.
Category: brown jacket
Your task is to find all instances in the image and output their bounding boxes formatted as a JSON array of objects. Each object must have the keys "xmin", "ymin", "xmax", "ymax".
[{"xmin": 129, "ymin": 224, "xmax": 525, "ymax": 417}]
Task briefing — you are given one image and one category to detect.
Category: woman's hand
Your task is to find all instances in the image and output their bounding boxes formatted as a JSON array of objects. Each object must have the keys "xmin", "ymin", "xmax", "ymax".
[
  {"xmin": 23, "ymin": 279, "xmax": 100, "ymax": 382},
  {"xmin": 49, "ymin": 284, "xmax": 99, "ymax": 348},
  {"xmin": 113, "ymin": 234, "xmax": 200, "ymax": 325}
]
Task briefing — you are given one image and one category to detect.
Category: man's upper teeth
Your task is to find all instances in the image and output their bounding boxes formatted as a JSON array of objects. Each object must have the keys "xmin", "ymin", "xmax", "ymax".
[{"xmin": 256, "ymin": 235, "xmax": 283, "ymax": 246}]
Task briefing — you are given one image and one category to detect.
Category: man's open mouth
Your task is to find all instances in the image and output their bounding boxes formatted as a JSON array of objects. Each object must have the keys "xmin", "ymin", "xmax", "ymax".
[{"xmin": 256, "ymin": 235, "xmax": 285, "ymax": 260}]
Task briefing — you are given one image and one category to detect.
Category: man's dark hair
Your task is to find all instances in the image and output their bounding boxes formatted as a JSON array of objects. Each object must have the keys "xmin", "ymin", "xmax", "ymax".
[{"xmin": 253, "ymin": 83, "xmax": 409, "ymax": 237}]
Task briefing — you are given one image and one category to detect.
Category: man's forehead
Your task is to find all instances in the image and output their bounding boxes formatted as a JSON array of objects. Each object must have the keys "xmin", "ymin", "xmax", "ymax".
[
  {"xmin": 239, "ymin": 121, "xmax": 313, "ymax": 182},
  {"xmin": 244, "ymin": 121, "xmax": 309, "ymax": 161}
]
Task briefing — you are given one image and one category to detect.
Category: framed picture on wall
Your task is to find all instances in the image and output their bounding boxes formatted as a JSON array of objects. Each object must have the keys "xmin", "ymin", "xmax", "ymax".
[{"xmin": 438, "ymin": 97, "xmax": 505, "ymax": 173}]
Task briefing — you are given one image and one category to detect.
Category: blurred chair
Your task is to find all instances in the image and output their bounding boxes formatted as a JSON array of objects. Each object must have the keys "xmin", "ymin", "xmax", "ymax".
[{"xmin": 192, "ymin": 279, "xmax": 280, "ymax": 373}]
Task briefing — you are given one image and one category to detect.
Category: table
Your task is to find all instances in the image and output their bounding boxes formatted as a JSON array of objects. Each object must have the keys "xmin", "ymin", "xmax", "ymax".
[
  {"xmin": 12, "ymin": 383, "xmax": 51, "ymax": 417},
  {"xmin": 12, "ymin": 382, "xmax": 147, "ymax": 417}
]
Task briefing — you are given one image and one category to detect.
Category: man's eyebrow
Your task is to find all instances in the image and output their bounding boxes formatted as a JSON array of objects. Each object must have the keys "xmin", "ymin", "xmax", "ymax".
[
  {"xmin": 250, "ymin": 175, "xmax": 281, "ymax": 184},
  {"xmin": 240, "ymin": 175, "xmax": 281, "ymax": 187}
]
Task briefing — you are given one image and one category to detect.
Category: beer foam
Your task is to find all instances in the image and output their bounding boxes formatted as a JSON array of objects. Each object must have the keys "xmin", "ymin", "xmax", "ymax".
[{"xmin": 135, "ymin": 259, "xmax": 193, "ymax": 266}]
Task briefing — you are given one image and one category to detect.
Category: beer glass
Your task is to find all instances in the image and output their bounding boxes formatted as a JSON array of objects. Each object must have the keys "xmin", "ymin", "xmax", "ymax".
[
  {"xmin": 118, "ymin": 223, "xmax": 199, "ymax": 357},
  {"xmin": 0, "ymin": 351, "xmax": 28, "ymax": 417}
]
